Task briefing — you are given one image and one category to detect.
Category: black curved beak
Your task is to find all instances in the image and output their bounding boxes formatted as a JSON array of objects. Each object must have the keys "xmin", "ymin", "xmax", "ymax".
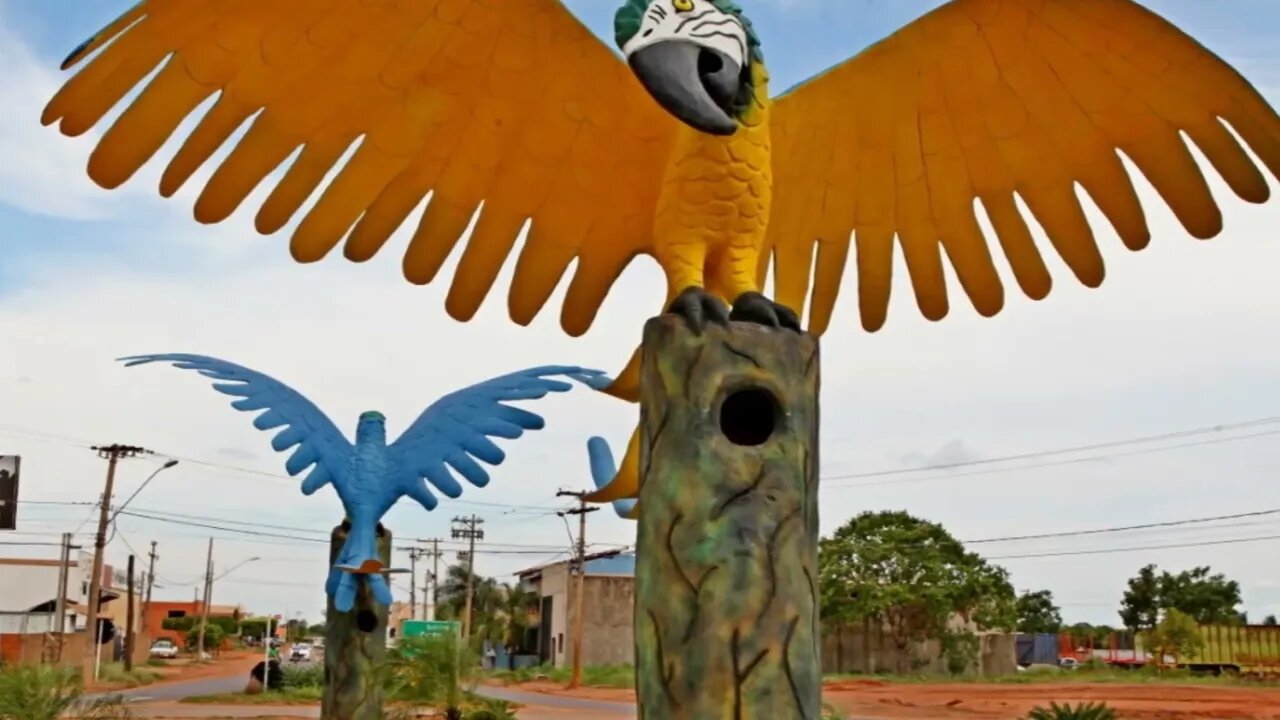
[{"xmin": 629, "ymin": 41, "xmax": 742, "ymax": 136}]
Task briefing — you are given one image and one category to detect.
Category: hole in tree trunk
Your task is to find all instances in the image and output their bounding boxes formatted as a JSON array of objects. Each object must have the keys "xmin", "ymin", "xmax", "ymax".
[
  {"xmin": 719, "ymin": 387, "xmax": 778, "ymax": 446},
  {"xmin": 356, "ymin": 610, "xmax": 378, "ymax": 633}
]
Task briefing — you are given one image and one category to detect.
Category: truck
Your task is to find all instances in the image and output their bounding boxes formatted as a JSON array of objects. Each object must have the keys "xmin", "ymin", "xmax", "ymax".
[{"xmin": 1179, "ymin": 624, "xmax": 1280, "ymax": 676}]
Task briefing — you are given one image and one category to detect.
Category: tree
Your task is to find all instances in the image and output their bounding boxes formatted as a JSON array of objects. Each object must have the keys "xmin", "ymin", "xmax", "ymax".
[
  {"xmin": 1263, "ymin": 614, "xmax": 1278, "ymax": 627},
  {"xmin": 1066, "ymin": 622, "xmax": 1115, "ymax": 649},
  {"xmin": 1016, "ymin": 590, "xmax": 1063, "ymax": 634},
  {"xmin": 1119, "ymin": 564, "xmax": 1242, "ymax": 630},
  {"xmin": 1158, "ymin": 567, "xmax": 1242, "ymax": 625},
  {"xmin": 1120, "ymin": 564, "xmax": 1161, "ymax": 631},
  {"xmin": 819, "ymin": 511, "xmax": 1016, "ymax": 673},
  {"xmin": 1144, "ymin": 608, "xmax": 1205, "ymax": 667},
  {"xmin": 186, "ymin": 624, "xmax": 225, "ymax": 653},
  {"xmin": 500, "ymin": 584, "xmax": 538, "ymax": 661}
]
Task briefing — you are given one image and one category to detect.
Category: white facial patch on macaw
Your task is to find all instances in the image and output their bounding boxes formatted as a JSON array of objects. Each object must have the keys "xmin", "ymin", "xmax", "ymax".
[{"xmin": 622, "ymin": 0, "xmax": 748, "ymax": 70}]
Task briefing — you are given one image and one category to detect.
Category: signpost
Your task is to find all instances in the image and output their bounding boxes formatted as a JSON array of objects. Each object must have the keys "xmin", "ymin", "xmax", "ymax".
[{"xmin": 0, "ymin": 456, "xmax": 19, "ymax": 531}]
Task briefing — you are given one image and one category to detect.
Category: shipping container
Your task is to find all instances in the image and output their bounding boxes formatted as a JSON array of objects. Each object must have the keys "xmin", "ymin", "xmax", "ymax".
[
  {"xmin": 1015, "ymin": 633, "xmax": 1059, "ymax": 666},
  {"xmin": 1181, "ymin": 625, "xmax": 1280, "ymax": 676}
]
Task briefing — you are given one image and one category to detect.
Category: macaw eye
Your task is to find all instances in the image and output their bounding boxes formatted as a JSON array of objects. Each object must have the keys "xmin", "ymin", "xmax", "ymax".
[{"xmin": 672, "ymin": 0, "xmax": 694, "ymax": 13}]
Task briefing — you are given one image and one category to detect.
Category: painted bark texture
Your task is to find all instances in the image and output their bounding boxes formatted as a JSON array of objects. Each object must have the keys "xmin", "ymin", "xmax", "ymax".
[
  {"xmin": 635, "ymin": 315, "xmax": 821, "ymax": 720},
  {"xmin": 322, "ymin": 522, "xmax": 391, "ymax": 720}
]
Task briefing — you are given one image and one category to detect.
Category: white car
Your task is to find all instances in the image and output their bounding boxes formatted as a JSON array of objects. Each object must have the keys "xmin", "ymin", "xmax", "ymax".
[{"xmin": 150, "ymin": 639, "xmax": 179, "ymax": 659}]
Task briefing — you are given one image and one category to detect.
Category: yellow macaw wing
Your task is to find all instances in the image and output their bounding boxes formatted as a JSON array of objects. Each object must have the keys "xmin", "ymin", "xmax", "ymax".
[
  {"xmin": 44, "ymin": 0, "xmax": 678, "ymax": 336},
  {"xmin": 768, "ymin": 0, "xmax": 1280, "ymax": 335}
]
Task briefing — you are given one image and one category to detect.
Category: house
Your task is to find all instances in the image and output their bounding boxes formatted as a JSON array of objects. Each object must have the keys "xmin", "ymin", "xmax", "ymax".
[
  {"xmin": 144, "ymin": 601, "xmax": 242, "ymax": 648},
  {"xmin": 0, "ymin": 552, "xmax": 132, "ymax": 666},
  {"xmin": 516, "ymin": 550, "xmax": 635, "ymax": 668}
]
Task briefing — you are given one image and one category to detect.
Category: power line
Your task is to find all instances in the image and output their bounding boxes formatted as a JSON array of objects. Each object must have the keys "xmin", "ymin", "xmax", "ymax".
[
  {"xmin": 987, "ymin": 534, "xmax": 1280, "ymax": 560},
  {"xmin": 825, "ymin": 429, "xmax": 1280, "ymax": 489},
  {"xmin": 963, "ymin": 507, "xmax": 1280, "ymax": 544},
  {"xmin": 821, "ymin": 416, "xmax": 1280, "ymax": 484},
  {"xmin": 0, "ymin": 425, "xmax": 568, "ymax": 514}
]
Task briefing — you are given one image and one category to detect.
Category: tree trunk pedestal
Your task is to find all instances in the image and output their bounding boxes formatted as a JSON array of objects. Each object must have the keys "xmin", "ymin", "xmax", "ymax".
[
  {"xmin": 634, "ymin": 316, "xmax": 822, "ymax": 720},
  {"xmin": 322, "ymin": 522, "xmax": 392, "ymax": 720}
]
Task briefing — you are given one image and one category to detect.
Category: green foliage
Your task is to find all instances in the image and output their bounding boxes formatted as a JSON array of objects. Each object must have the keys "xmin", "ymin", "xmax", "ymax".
[
  {"xmin": 160, "ymin": 616, "xmax": 238, "ymax": 635},
  {"xmin": 1144, "ymin": 608, "xmax": 1205, "ymax": 664},
  {"xmin": 383, "ymin": 634, "xmax": 479, "ymax": 713},
  {"xmin": 1120, "ymin": 564, "xmax": 1242, "ymax": 630},
  {"xmin": 819, "ymin": 511, "xmax": 1016, "ymax": 670},
  {"xmin": 939, "ymin": 630, "xmax": 981, "ymax": 677},
  {"xmin": 1264, "ymin": 614, "xmax": 1278, "ymax": 626},
  {"xmin": 0, "ymin": 665, "xmax": 132, "ymax": 720},
  {"xmin": 186, "ymin": 623, "xmax": 225, "ymax": 651},
  {"xmin": 462, "ymin": 697, "xmax": 517, "ymax": 720},
  {"xmin": 1017, "ymin": 590, "xmax": 1063, "ymax": 634},
  {"xmin": 1025, "ymin": 701, "xmax": 1117, "ymax": 720},
  {"xmin": 95, "ymin": 664, "xmax": 161, "ymax": 688},
  {"xmin": 280, "ymin": 664, "xmax": 324, "ymax": 691},
  {"xmin": 1066, "ymin": 623, "xmax": 1115, "ymax": 648},
  {"xmin": 819, "ymin": 703, "xmax": 845, "ymax": 720}
]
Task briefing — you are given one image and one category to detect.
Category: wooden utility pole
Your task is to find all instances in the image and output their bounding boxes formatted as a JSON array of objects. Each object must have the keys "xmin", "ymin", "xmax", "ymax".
[
  {"xmin": 85, "ymin": 444, "xmax": 148, "ymax": 682},
  {"xmin": 406, "ymin": 547, "xmax": 420, "ymax": 620},
  {"xmin": 426, "ymin": 539, "xmax": 442, "ymax": 621},
  {"xmin": 54, "ymin": 532, "xmax": 76, "ymax": 662},
  {"xmin": 451, "ymin": 516, "xmax": 484, "ymax": 639},
  {"xmin": 142, "ymin": 542, "xmax": 158, "ymax": 633},
  {"xmin": 557, "ymin": 492, "xmax": 598, "ymax": 690},
  {"xmin": 196, "ymin": 538, "xmax": 214, "ymax": 661},
  {"xmin": 124, "ymin": 555, "xmax": 136, "ymax": 671}
]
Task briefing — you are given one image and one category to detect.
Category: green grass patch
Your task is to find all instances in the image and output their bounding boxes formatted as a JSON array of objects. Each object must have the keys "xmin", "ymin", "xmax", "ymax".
[
  {"xmin": 96, "ymin": 663, "xmax": 163, "ymax": 688},
  {"xmin": 486, "ymin": 664, "xmax": 635, "ymax": 689},
  {"xmin": 182, "ymin": 688, "xmax": 324, "ymax": 705}
]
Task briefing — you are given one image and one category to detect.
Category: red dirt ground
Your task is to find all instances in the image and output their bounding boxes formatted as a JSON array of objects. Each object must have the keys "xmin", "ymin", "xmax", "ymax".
[{"xmin": 510, "ymin": 680, "xmax": 1280, "ymax": 719}]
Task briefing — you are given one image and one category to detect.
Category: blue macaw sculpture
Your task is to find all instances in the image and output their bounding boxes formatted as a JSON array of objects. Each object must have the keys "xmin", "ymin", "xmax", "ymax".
[{"xmin": 122, "ymin": 353, "xmax": 609, "ymax": 612}]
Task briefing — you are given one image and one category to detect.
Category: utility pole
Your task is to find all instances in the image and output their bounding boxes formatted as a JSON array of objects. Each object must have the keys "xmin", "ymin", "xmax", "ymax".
[
  {"xmin": 142, "ymin": 542, "xmax": 158, "ymax": 633},
  {"xmin": 557, "ymin": 491, "xmax": 598, "ymax": 690},
  {"xmin": 85, "ymin": 444, "xmax": 149, "ymax": 682},
  {"xmin": 451, "ymin": 517, "xmax": 484, "ymax": 639},
  {"xmin": 426, "ymin": 539, "xmax": 442, "ymax": 621},
  {"xmin": 196, "ymin": 538, "xmax": 214, "ymax": 661},
  {"xmin": 124, "ymin": 555, "xmax": 136, "ymax": 671},
  {"xmin": 54, "ymin": 532, "xmax": 77, "ymax": 662},
  {"xmin": 406, "ymin": 547, "xmax": 420, "ymax": 621}
]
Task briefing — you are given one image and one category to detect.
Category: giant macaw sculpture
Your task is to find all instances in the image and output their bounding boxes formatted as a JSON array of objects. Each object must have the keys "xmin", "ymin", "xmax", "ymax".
[
  {"xmin": 49, "ymin": 1, "xmax": 1280, "ymax": 508},
  {"xmin": 122, "ymin": 354, "xmax": 607, "ymax": 610}
]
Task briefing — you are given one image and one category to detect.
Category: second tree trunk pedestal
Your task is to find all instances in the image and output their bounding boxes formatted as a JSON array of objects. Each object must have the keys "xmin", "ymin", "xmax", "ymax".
[{"xmin": 321, "ymin": 522, "xmax": 391, "ymax": 720}]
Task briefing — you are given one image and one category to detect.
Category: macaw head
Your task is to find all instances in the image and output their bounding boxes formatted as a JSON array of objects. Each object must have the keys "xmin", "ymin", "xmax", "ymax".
[
  {"xmin": 356, "ymin": 411, "xmax": 387, "ymax": 445},
  {"xmin": 616, "ymin": 0, "xmax": 763, "ymax": 136}
]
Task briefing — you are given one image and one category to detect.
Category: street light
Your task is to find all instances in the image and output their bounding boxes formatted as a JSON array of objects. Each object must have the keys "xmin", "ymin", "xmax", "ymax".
[
  {"xmin": 215, "ymin": 556, "xmax": 261, "ymax": 582},
  {"xmin": 109, "ymin": 459, "xmax": 179, "ymax": 523}
]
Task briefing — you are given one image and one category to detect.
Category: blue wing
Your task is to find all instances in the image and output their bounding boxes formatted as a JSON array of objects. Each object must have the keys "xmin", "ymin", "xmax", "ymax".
[
  {"xmin": 120, "ymin": 354, "xmax": 352, "ymax": 495},
  {"xmin": 389, "ymin": 366, "xmax": 610, "ymax": 509},
  {"xmin": 587, "ymin": 437, "xmax": 638, "ymax": 519}
]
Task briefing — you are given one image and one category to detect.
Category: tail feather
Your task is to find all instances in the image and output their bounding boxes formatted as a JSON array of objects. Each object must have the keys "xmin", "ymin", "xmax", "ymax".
[
  {"xmin": 602, "ymin": 345, "xmax": 642, "ymax": 402},
  {"xmin": 327, "ymin": 517, "xmax": 389, "ymax": 612},
  {"xmin": 583, "ymin": 434, "xmax": 640, "ymax": 519}
]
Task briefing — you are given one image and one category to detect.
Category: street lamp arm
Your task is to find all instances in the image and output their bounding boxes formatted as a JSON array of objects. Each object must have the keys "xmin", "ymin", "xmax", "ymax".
[{"xmin": 109, "ymin": 459, "xmax": 179, "ymax": 524}]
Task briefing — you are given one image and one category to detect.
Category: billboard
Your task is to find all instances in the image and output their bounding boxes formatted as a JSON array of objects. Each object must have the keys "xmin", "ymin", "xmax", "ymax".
[{"xmin": 0, "ymin": 455, "xmax": 18, "ymax": 531}]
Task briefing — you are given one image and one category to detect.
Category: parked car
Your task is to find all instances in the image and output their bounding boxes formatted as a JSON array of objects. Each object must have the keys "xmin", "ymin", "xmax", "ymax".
[
  {"xmin": 290, "ymin": 643, "xmax": 312, "ymax": 662},
  {"xmin": 150, "ymin": 639, "xmax": 179, "ymax": 659}
]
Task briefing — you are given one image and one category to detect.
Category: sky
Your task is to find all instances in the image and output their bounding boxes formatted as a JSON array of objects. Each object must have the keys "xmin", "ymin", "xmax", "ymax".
[{"xmin": 1, "ymin": 0, "xmax": 1279, "ymax": 628}]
